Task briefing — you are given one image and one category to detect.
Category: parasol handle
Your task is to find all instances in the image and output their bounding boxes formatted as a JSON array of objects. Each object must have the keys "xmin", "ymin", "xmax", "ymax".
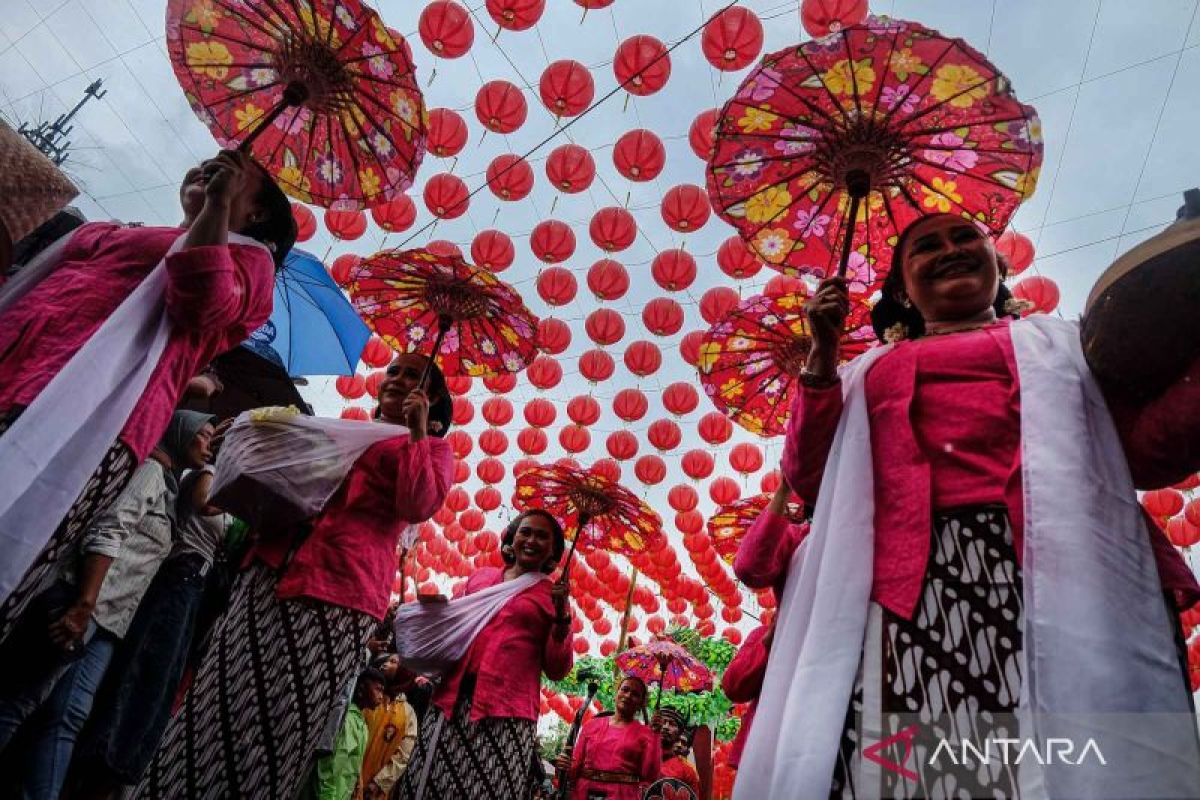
[
  {"xmin": 557, "ymin": 511, "xmax": 590, "ymax": 585},
  {"xmin": 555, "ymin": 680, "xmax": 600, "ymax": 800},
  {"xmin": 238, "ymin": 81, "xmax": 309, "ymax": 152},
  {"xmin": 397, "ymin": 546, "xmax": 409, "ymax": 605},
  {"xmin": 835, "ymin": 170, "xmax": 871, "ymax": 279},
  {"xmin": 418, "ymin": 315, "xmax": 453, "ymax": 391}
]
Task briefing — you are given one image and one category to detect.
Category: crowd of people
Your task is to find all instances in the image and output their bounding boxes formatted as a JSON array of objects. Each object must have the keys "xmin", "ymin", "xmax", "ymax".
[{"xmin": 2, "ymin": 138, "xmax": 1200, "ymax": 800}]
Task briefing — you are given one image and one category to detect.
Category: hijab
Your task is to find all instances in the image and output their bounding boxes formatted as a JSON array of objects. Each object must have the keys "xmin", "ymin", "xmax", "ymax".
[{"xmin": 154, "ymin": 410, "xmax": 213, "ymax": 523}]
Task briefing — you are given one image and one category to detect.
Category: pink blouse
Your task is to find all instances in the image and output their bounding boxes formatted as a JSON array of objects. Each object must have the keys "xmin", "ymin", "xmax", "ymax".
[
  {"xmin": 569, "ymin": 716, "xmax": 662, "ymax": 800},
  {"xmin": 732, "ymin": 509, "xmax": 809, "ymax": 598},
  {"xmin": 434, "ymin": 567, "xmax": 574, "ymax": 723},
  {"xmin": 252, "ymin": 435, "xmax": 453, "ymax": 619},
  {"xmin": 722, "ymin": 624, "xmax": 771, "ymax": 769},
  {"xmin": 0, "ymin": 223, "xmax": 274, "ymax": 459},
  {"xmin": 783, "ymin": 322, "xmax": 1200, "ymax": 619}
]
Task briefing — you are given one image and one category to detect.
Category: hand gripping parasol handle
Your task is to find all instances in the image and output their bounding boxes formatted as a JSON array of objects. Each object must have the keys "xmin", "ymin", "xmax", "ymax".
[
  {"xmin": 238, "ymin": 81, "xmax": 309, "ymax": 152},
  {"xmin": 836, "ymin": 170, "xmax": 871, "ymax": 279},
  {"xmin": 556, "ymin": 680, "xmax": 601, "ymax": 800},
  {"xmin": 419, "ymin": 315, "xmax": 453, "ymax": 391}
]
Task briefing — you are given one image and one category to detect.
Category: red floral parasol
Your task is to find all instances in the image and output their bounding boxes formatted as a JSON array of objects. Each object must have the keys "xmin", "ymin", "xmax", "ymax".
[
  {"xmin": 166, "ymin": 0, "xmax": 426, "ymax": 209},
  {"xmin": 707, "ymin": 15, "xmax": 1042, "ymax": 291},
  {"xmin": 698, "ymin": 289, "xmax": 871, "ymax": 436},
  {"xmin": 615, "ymin": 636, "xmax": 713, "ymax": 698},
  {"xmin": 349, "ymin": 248, "xmax": 539, "ymax": 379},
  {"xmin": 514, "ymin": 463, "xmax": 662, "ymax": 577},
  {"xmin": 708, "ymin": 494, "xmax": 807, "ymax": 565}
]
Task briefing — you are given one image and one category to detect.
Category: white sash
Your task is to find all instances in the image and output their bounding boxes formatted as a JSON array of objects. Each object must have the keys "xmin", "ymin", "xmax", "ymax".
[
  {"xmin": 0, "ymin": 231, "xmax": 266, "ymax": 604},
  {"xmin": 393, "ymin": 571, "xmax": 548, "ymax": 674},
  {"xmin": 734, "ymin": 315, "xmax": 1200, "ymax": 799}
]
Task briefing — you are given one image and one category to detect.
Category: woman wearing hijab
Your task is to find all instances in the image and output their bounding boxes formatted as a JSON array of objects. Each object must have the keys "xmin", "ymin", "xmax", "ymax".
[
  {"xmin": 556, "ymin": 676, "xmax": 661, "ymax": 800},
  {"xmin": 0, "ymin": 149, "xmax": 294, "ymax": 644},
  {"xmin": 136, "ymin": 353, "xmax": 454, "ymax": 800},
  {"xmin": 397, "ymin": 509, "xmax": 574, "ymax": 800},
  {"xmin": 0, "ymin": 410, "xmax": 214, "ymax": 800},
  {"xmin": 735, "ymin": 213, "xmax": 1200, "ymax": 799}
]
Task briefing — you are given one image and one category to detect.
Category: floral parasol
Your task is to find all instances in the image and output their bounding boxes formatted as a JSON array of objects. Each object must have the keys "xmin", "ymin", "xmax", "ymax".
[
  {"xmin": 166, "ymin": 0, "xmax": 426, "ymax": 209},
  {"xmin": 615, "ymin": 636, "xmax": 713, "ymax": 697},
  {"xmin": 514, "ymin": 464, "xmax": 662, "ymax": 573},
  {"xmin": 697, "ymin": 289, "xmax": 871, "ymax": 436},
  {"xmin": 707, "ymin": 15, "xmax": 1042, "ymax": 290},
  {"xmin": 349, "ymin": 248, "xmax": 539, "ymax": 378},
  {"xmin": 708, "ymin": 493, "xmax": 807, "ymax": 565}
]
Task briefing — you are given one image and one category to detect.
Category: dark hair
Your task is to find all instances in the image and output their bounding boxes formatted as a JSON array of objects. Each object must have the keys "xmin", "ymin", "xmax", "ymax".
[
  {"xmin": 239, "ymin": 162, "xmax": 297, "ymax": 271},
  {"xmin": 354, "ymin": 668, "xmax": 387, "ymax": 705},
  {"xmin": 870, "ymin": 214, "xmax": 1019, "ymax": 341},
  {"xmin": 371, "ymin": 354, "xmax": 453, "ymax": 439},
  {"xmin": 501, "ymin": 510, "xmax": 566, "ymax": 573}
]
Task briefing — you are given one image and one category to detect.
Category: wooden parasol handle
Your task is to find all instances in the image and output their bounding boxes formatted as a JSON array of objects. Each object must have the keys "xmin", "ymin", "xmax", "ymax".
[
  {"xmin": 237, "ymin": 81, "xmax": 309, "ymax": 152},
  {"xmin": 835, "ymin": 169, "xmax": 871, "ymax": 279},
  {"xmin": 418, "ymin": 314, "xmax": 453, "ymax": 390}
]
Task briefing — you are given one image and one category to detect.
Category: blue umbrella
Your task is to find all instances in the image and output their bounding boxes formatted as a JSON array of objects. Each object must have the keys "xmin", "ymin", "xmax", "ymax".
[{"xmin": 242, "ymin": 248, "xmax": 370, "ymax": 377}]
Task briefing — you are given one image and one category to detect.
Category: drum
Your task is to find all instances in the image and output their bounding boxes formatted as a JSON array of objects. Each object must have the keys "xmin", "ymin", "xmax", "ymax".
[{"xmin": 1082, "ymin": 191, "xmax": 1200, "ymax": 403}]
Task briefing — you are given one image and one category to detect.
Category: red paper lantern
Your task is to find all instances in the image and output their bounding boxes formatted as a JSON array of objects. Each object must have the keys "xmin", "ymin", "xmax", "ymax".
[
  {"xmin": 587, "ymin": 259, "xmax": 630, "ymax": 301},
  {"xmin": 684, "ymin": 110, "xmax": 720, "ymax": 167},
  {"xmin": 539, "ymin": 60, "xmax": 595, "ymax": 118},
  {"xmin": 445, "ymin": 486, "xmax": 470, "ymax": 512},
  {"xmin": 482, "ymin": 397, "xmax": 514, "ymax": 425},
  {"xmin": 479, "ymin": 428, "xmax": 509, "ymax": 456},
  {"xmin": 537, "ymin": 318, "xmax": 572, "ymax": 355},
  {"xmin": 710, "ymin": 476, "xmax": 741, "ymax": 505},
  {"xmin": 531, "ymin": 220, "xmax": 576, "ymax": 264},
  {"xmin": 330, "ymin": 254, "xmax": 361, "ymax": 287},
  {"xmin": 765, "ymin": 274, "xmax": 805, "ymax": 297},
  {"xmin": 675, "ymin": 511, "xmax": 703, "ymax": 535},
  {"xmin": 729, "ymin": 442, "xmax": 764, "ymax": 474},
  {"xmin": 419, "ymin": 1, "xmax": 475, "ymax": 58},
  {"xmin": 517, "ymin": 427, "xmax": 548, "ymax": 455},
  {"xmin": 1143, "ymin": 489, "xmax": 1185, "ymax": 520},
  {"xmin": 1166, "ymin": 516, "xmax": 1200, "ymax": 548},
  {"xmin": 1012, "ymin": 276, "xmax": 1060, "ymax": 315},
  {"xmin": 595, "ymin": 458, "xmax": 624, "ymax": 484},
  {"xmin": 486, "ymin": 0, "xmax": 545, "ymax": 31},
  {"xmin": 613, "ymin": 35, "xmax": 671, "ymax": 96},
  {"xmin": 575, "ymin": 0, "xmax": 614, "ymax": 7},
  {"xmin": 370, "ymin": 195, "xmax": 416, "ymax": 233},
  {"xmin": 361, "ymin": 337, "xmax": 393, "ymax": 368},
  {"xmin": 527, "ymin": 356, "xmax": 563, "ymax": 390},
  {"xmin": 585, "ymin": 308, "xmax": 626, "ymax": 346},
  {"xmin": 559, "ymin": 424, "xmax": 591, "ymax": 454},
  {"xmin": 800, "ymin": 0, "xmax": 869, "ymax": 38},
  {"xmin": 579, "ymin": 349, "xmax": 615, "ymax": 383},
  {"xmin": 635, "ymin": 455, "xmax": 666, "ymax": 486},
  {"xmin": 613, "ymin": 388, "xmax": 648, "ymax": 422},
  {"xmin": 700, "ymin": 286, "xmax": 740, "ymax": 324},
  {"xmin": 668, "ymin": 484, "xmax": 699, "ymax": 513},
  {"xmin": 662, "ymin": 382, "xmax": 699, "ymax": 416},
  {"xmin": 324, "ymin": 209, "xmax": 366, "ymax": 240},
  {"xmin": 651, "ymin": 249, "xmax": 697, "ymax": 292},
  {"xmin": 524, "ymin": 397, "xmax": 557, "ymax": 428},
  {"xmin": 364, "ymin": 371, "xmax": 385, "ymax": 398},
  {"xmin": 477, "ymin": 457, "xmax": 506, "ymax": 484},
  {"xmin": 471, "ymin": 229, "xmax": 515, "ymax": 272},
  {"xmin": 336, "ymin": 374, "xmax": 366, "ymax": 399},
  {"xmin": 545, "ymin": 144, "xmax": 596, "ymax": 194},
  {"xmin": 996, "ymin": 230, "xmax": 1036, "ymax": 275},
  {"xmin": 423, "ymin": 173, "xmax": 469, "ymax": 219},
  {"xmin": 717, "ymin": 235, "xmax": 763, "ymax": 279},
  {"xmin": 486, "ymin": 154, "xmax": 535, "ymax": 201},
  {"xmin": 606, "ymin": 430, "xmax": 639, "ymax": 461},
  {"xmin": 761, "ymin": 470, "xmax": 782, "ymax": 493},
  {"xmin": 612, "ymin": 129, "xmax": 665, "ymax": 182},
  {"xmin": 425, "ymin": 240, "xmax": 462, "ymax": 259},
  {"xmin": 513, "ymin": 457, "xmax": 539, "ymax": 477},
  {"xmin": 624, "ymin": 341, "xmax": 662, "ymax": 377},
  {"xmin": 589, "ymin": 207, "xmax": 637, "ymax": 253},
  {"xmin": 291, "ymin": 203, "xmax": 315, "ymax": 241},
  {"xmin": 661, "ymin": 184, "xmax": 710, "ymax": 232},
  {"xmin": 568, "ymin": 395, "xmax": 601, "ymax": 426},
  {"xmin": 484, "ymin": 373, "xmax": 517, "ymax": 394},
  {"xmin": 648, "ymin": 419, "xmax": 681, "ymax": 452},
  {"xmin": 701, "ymin": 7, "xmax": 763, "ymax": 71},
  {"xmin": 341, "ymin": 407, "xmax": 370, "ymax": 421},
  {"xmin": 427, "ymin": 108, "xmax": 468, "ymax": 157},
  {"xmin": 451, "ymin": 396, "xmax": 474, "ymax": 425},
  {"xmin": 679, "ymin": 331, "xmax": 705, "ymax": 368},
  {"xmin": 647, "ymin": 615, "xmax": 666, "ymax": 634},
  {"xmin": 641, "ymin": 298, "xmax": 684, "ymax": 337},
  {"xmin": 475, "ymin": 486, "xmax": 502, "ymax": 512},
  {"xmin": 1187, "ymin": 499, "xmax": 1200, "ymax": 528},
  {"xmin": 476, "ymin": 80, "xmax": 528, "ymax": 134},
  {"xmin": 698, "ymin": 412, "xmax": 733, "ymax": 445},
  {"xmin": 537, "ymin": 266, "xmax": 577, "ymax": 306},
  {"xmin": 723, "ymin": 628, "xmax": 743, "ymax": 646}
]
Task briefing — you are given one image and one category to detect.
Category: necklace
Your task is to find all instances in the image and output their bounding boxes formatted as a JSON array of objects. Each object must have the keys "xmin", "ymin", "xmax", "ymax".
[{"xmin": 923, "ymin": 319, "xmax": 1000, "ymax": 338}]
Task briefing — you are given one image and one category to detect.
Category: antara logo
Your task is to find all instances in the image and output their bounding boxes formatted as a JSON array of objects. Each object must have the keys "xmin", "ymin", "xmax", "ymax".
[{"xmin": 862, "ymin": 725, "xmax": 1107, "ymax": 778}]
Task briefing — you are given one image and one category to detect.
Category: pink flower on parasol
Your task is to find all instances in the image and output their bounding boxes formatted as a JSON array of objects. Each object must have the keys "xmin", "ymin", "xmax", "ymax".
[
  {"xmin": 349, "ymin": 248, "xmax": 539, "ymax": 379},
  {"xmin": 708, "ymin": 494, "xmax": 807, "ymax": 565},
  {"xmin": 707, "ymin": 15, "xmax": 1043, "ymax": 290},
  {"xmin": 698, "ymin": 289, "xmax": 872, "ymax": 436},
  {"xmin": 166, "ymin": 0, "xmax": 426, "ymax": 209}
]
